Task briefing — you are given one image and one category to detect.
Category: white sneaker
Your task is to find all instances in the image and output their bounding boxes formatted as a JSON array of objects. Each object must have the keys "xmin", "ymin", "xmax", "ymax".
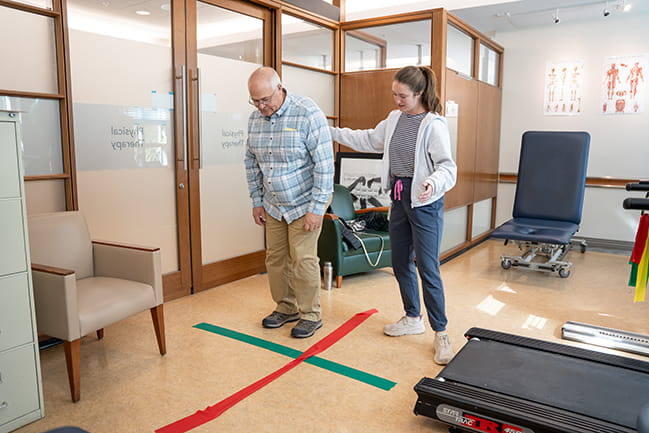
[
  {"xmin": 433, "ymin": 333, "xmax": 454, "ymax": 365},
  {"xmin": 383, "ymin": 315, "xmax": 425, "ymax": 336}
]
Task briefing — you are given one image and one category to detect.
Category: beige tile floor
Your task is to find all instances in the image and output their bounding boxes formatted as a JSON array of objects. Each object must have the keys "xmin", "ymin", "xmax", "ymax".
[{"xmin": 14, "ymin": 239, "xmax": 649, "ymax": 433}]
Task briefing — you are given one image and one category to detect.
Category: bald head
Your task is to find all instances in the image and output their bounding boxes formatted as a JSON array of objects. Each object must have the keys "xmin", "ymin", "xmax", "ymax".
[
  {"xmin": 248, "ymin": 67, "xmax": 281, "ymax": 92},
  {"xmin": 248, "ymin": 67, "xmax": 284, "ymax": 116}
]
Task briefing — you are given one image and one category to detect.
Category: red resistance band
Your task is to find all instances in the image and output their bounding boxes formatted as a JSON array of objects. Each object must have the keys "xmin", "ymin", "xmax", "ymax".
[
  {"xmin": 156, "ymin": 309, "xmax": 378, "ymax": 433},
  {"xmin": 631, "ymin": 214, "xmax": 649, "ymax": 264}
]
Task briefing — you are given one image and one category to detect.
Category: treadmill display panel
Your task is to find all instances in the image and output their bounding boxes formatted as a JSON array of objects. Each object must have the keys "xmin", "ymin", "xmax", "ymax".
[{"xmin": 436, "ymin": 404, "xmax": 534, "ymax": 433}]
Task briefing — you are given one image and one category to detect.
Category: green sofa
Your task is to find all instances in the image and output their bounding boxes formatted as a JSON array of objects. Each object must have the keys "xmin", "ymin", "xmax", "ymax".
[{"xmin": 318, "ymin": 184, "xmax": 392, "ymax": 288}]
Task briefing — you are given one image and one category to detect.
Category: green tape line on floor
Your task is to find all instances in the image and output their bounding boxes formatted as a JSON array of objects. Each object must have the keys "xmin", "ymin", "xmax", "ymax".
[{"xmin": 194, "ymin": 322, "xmax": 396, "ymax": 391}]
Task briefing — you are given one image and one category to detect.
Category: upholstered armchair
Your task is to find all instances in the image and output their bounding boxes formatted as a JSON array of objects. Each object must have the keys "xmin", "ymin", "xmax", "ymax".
[
  {"xmin": 27, "ymin": 211, "xmax": 166, "ymax": 402},
  {"xmin": 318, "ymin": 184, "xmax": 392, "ymax": 288}
]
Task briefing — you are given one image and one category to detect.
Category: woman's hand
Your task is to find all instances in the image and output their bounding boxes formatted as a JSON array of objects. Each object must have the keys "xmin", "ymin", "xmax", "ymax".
[{"xmin": 418, "ymin": 182, "xmax": 434, "ymax": 202}]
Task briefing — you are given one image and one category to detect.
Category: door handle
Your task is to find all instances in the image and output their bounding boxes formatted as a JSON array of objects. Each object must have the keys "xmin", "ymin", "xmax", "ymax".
[
  {"xmin": 189, "ymin": 67, "xmax": 201, "ymax": 170},
  {"xmin": 175, "ymin": 65, "xmax": 188, "ymax": 171}
]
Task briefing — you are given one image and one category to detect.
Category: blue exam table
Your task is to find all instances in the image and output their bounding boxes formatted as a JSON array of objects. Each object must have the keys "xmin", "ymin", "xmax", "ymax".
[{"xmin": 491, "ymin": 131, "xmax": 590, "ymax": 278}]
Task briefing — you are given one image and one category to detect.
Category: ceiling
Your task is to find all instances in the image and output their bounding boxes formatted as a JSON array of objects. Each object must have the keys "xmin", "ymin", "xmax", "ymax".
[
  {"xmin": 451, "ymin": 0, "xmax": 649, "ymax": 36},
  {"xmin": 61, "ymin": 0, "xmax": 649, "ymax": 48}
]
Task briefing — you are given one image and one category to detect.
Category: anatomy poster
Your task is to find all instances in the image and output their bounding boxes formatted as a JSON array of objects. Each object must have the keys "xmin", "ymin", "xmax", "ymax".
[
  {"xmin": 601, "ymin": 54, "xmax": 647, "ymax": 114},
  {"xmin": 544, "ymin": 61, "xmax": 584, "ymax": 115}
]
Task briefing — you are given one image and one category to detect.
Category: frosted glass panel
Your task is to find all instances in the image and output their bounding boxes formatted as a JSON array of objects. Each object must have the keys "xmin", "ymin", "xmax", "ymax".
[
  {"xmin": 68, "ymin": 0, "xmax": 178, "ymax": 274},
  {"xmin": 283, "ymin": 14, "xmax": 333, "ymax": 70},
  {"xmin": 198, "ymin": 6, "xmax": 264, "ymax": 264},
  {"xmin": 472, "ymin": 198, "xmax": 493, "ymax": 239},
  {"xmin": 282, "ymin": 65, "xmax": 335, "ymax": 117},
  {"xmin": 0, "ymin": 5, "xmax": 57, "ymax": 94},
  {"xmin": 441, "ymin": 206, "xmax": 467, "ymax": 253},
  {"xmin": 0, "ymin": 97, "xmax": 63, "ymax": 176},
  {"xmin": 345, "ymin": 20, "xmax": 431, "ymax": 72},
  {"xmin": 479, "ymin": 44, "xmax": 499, "ymax": 86},
  {"xmin": 446, "ymin": 24, "xmax": 473, "ymax": 77}
]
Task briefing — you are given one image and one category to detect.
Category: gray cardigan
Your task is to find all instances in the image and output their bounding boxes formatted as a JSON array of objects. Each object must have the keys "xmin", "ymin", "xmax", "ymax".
[{"xmin": 330, "ymin": 110, "xmax": 457, "ymax": 207}]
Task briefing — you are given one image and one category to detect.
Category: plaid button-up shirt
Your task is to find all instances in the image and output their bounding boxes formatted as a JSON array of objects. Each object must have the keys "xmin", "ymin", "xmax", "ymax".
[{"xmin": 245, "ymin": 90, "xmax": 334, "ymax": 223}]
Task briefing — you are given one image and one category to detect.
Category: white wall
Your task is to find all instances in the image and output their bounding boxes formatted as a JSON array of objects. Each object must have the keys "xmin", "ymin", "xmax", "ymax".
[{"xmin": 495, "ymin": 13, "xmax": 649, "ymax": 242}]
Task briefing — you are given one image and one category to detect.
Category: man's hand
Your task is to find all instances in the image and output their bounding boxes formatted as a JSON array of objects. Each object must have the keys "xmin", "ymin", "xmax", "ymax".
[
  {"xmin": 303, "ymin": 212, "xmax": 323, "ymax": 232},
  {"xmin": 252, "ymin": 206, "xmax": 266, "ymax": 226}
]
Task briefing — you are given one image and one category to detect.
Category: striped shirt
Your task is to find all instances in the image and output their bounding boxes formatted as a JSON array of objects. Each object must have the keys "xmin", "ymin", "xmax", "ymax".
[
  {"xmin": 245, "ymin": 90, "xmax": 334, "ymax": 223},
  {"xmin": 389, "ymin": 111, "xmax": 427, "ymax": 178}
]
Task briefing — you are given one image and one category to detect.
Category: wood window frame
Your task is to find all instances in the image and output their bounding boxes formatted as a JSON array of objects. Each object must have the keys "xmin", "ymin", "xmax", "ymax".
[{"xmin": 0, "ymin": 0, "xmax": 78, "ymax": 210}]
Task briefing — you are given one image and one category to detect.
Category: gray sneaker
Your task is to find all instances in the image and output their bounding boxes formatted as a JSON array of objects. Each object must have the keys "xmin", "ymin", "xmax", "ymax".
[
  {"xmin": 383, "ymin": 315, "xmax": 426, "ymax": 336},
  {"xmin": 433, "ymin": 333, "xmax": 454, "ymax": 365},
  {"xmin": 291, "ymin": 319, "xmax": 323, "ymax": 338},
  {"xmin": 262, "ymin": 311, "xmax": 300, "ymax": 328}
]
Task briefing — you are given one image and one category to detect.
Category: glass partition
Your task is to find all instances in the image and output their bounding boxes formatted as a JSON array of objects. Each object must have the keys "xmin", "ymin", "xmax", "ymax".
[
  {"xmin": 68, "ymin": 0, "xmax": 178, "ymax": 274},
  {"xmin": 0, "ymin": 97, "xmax": 63, "ymax": 176},
  {"xmin": 196, "ymin": 3, "xmax": 262, "ymax": 64},
  {"xmin": 441, "ymin": 206, "xmax": 468, "ymax": 253},
  {"xmin": 471, "ymin": 198, "xmax": 492, "ymax": 238},
  {"xmin": 0, "ymin": 5, "xmax": 58, "ymax": 94},
  {"xmin": 282, "ymin": 65, "xmax": 335, "ymax": 117},
  {"xmin": 345, "ymin": 32, "xmax": 381, "ymax": 71},
  {"xmin": 345, "ymin": 20, "xmax": 431, "ymax": 72},
  {"xmin": 479, "ymin": 43, "xmax": 500, "ymax": 86},
  {"xmin": 282, "ymin": 14, "xmax": 333, "ymax": 70},
  {"xmin": 197, "ymin": 3, "xmax": 264, "ymax": 264},
  {"xmin": 9, "ymin": 0, "xmax": 52, "ymax": 8},
  {"xmin": 446, "ymin": 24, "xmax": 473, "ymax": 77}
]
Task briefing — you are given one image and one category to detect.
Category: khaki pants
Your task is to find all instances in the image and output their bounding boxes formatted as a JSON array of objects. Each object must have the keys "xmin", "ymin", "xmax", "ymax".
[{"xmin": 264, "ymin": 213, "xmax": 323, "ymax": 322}]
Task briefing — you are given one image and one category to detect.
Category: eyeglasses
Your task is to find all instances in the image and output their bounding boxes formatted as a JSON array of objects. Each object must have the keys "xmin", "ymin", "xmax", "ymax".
[{"xmin": 248, "ymin": 88, "xmax": 277, "ymax": 106}]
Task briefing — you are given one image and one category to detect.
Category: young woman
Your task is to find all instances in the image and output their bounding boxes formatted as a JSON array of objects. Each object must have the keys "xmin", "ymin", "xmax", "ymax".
[{"xmin": 330, "ymin": 65, "xmax": 457, "ymax": 364}]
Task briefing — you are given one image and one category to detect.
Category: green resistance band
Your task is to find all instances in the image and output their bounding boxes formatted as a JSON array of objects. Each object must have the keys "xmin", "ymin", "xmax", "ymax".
[{"xmin": 194, "ymin": 322, "xmax": 396, "ymax": 391}]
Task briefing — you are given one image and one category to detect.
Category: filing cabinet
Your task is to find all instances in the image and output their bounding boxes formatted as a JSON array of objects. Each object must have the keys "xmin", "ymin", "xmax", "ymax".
[{"xmin": 0, "ymin": 112, "xmax": 44, "ymax": 432}]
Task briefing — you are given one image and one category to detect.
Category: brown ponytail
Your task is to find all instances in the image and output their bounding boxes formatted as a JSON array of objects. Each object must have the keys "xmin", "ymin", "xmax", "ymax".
[{"xmin": 393, "ymin": 65, "xmax": 442, "ymax": 114}]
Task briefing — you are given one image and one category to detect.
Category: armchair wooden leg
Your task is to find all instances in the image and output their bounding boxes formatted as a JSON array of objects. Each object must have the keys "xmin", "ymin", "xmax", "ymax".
[
  {"xmin": 150, "ymin": 304, "xmax": 166, "ymax": 355},
  {"xmin": 64, "ymin": 339, "xmax": 81, "ymax": 403},
  {"xmin": 336, "ymin": 275, "xmax": 343, "ymax": 288},
  {"xmin": 96, "ymin": 328, "xmax": 104, "ymax": 340}
]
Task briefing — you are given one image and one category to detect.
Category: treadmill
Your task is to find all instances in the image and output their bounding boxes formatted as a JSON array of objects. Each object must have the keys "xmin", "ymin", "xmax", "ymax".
[
  {"xmin": 414, "ymin": 187, "xmax": 649, "ymax": 433},
  {"xmin": 414, "ymin": 328, "xmax": 649, "ymax": 433}
]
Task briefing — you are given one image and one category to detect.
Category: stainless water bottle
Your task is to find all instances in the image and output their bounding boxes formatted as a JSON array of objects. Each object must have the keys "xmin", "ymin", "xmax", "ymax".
[{"xmin": 323, "ymin": 261, "xmax": 333, "ymax": 290}]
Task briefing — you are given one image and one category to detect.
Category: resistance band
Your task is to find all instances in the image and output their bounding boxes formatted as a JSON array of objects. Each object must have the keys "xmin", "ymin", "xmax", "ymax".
[
  {"xmin": 156, "ymin": 309, "xmax": 378, "ymax": 433},
  {"xmin": 635, "ymin": 235, "xmax": 649, "ymax": 302},
  {"xmin": 193, "ymin": 322, "xmax": 395, "ymax": 391},
  {"xmin": 629, "ymin": 214, "xmax": 649, "ymax": 302}
]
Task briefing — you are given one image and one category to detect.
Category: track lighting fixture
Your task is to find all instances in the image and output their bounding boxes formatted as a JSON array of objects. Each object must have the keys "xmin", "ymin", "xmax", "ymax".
[{"xmin": 495, "ymin": 0, "xmax": 632, "ymax": 26}]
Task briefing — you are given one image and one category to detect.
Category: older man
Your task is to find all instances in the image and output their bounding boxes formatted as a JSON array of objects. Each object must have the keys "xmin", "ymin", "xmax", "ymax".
[{"xmin": 244, "ymin": 67, "xmax": 333, "ymax": 338}]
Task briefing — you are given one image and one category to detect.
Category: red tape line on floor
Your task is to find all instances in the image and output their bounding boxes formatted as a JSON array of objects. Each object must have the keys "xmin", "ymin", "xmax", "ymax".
[{"xmin": 156, "ymin": 309, "xmax": 378, "ymax": 433}]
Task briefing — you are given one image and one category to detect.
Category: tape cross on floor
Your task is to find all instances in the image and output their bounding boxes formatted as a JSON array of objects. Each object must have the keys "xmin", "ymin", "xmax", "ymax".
[{"xmin": 156, "ymin": 309, "xmax": 395, "ymax": 433}]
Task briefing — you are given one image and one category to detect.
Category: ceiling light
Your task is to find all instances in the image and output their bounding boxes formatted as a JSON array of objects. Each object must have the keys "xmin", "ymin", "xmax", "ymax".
[
  {"xmin": 603, "ymin": 1, "xmax": 611, "ymax": 16},
  {"xmin": 135, "ymin": 10, "xmax": 151, "ymax": 16},
  {"xmin": 615, "ymin": 0, "xmax": 632, "ymax": 12},
  {"xmin": 552, "ymin": 8, "xmax": 560, "ymax": 24}
]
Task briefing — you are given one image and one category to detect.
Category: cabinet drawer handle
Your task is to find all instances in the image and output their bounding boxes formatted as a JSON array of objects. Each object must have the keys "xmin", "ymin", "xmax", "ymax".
[{"xmin": 0, "ymin": 401, "xmax": 7, "ymax": 410}]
